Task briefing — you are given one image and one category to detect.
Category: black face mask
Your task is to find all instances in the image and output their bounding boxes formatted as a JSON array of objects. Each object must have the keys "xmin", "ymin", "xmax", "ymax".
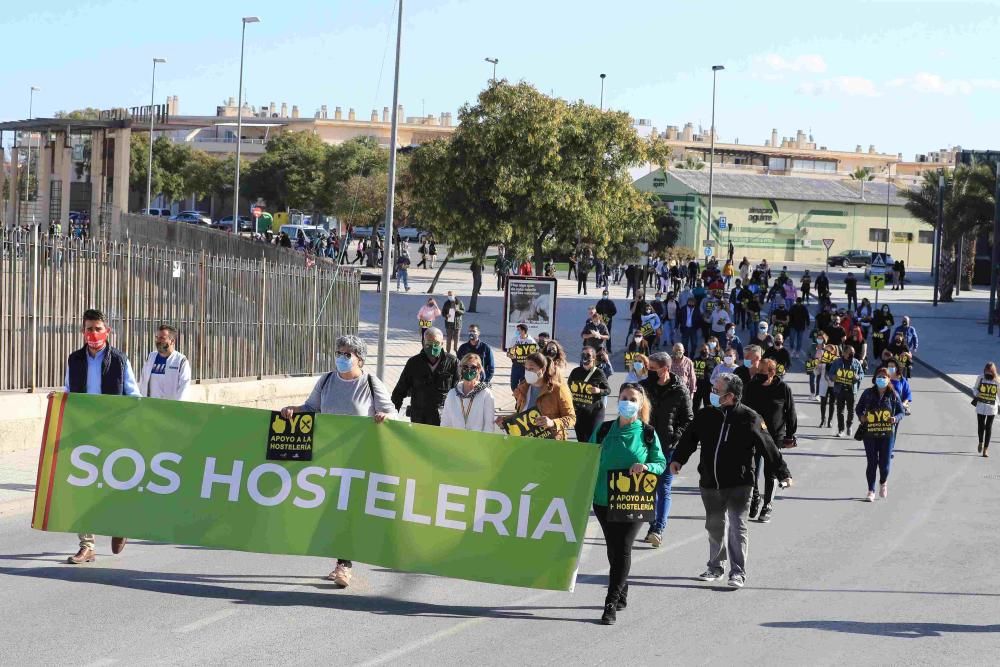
[{"xmin": 986, "ymin": 373, "xmax": 995, "ymax": 380}]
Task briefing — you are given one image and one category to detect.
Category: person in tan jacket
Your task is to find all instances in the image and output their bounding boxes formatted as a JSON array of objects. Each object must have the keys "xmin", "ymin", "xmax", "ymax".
[{"xmin": 499, "ymin": 352, "xmax": 576, "ymax": 440}]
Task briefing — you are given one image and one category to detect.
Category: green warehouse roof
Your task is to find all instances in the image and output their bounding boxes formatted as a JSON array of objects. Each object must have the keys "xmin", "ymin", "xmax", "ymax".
[{"xmin": 658, "ymin": 170, "xmax": 909, "ymax": 207}]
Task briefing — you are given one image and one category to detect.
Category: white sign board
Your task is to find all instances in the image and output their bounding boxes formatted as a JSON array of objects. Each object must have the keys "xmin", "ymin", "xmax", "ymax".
[
  {"xmin": 718, "ymin": 216, "xmax": 728, "ymax": 231},
  {"xmin": 502, "ymin": 276, "xmax": 558, "ymax": 350}
]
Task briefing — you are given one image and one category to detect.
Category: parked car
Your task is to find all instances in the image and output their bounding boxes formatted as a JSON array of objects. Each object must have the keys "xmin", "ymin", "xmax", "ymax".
[
  {"xmin": 170, "ymin": 212, "xmax": 212, "ymax": 226},
  {"xmin": 213, "ymin": 215, "xmax": 254, "ymax": 232},
  {"xmin": 180, "ymin": 211, "xmax": 212, "ymax": 225},
  {"xmin": 140, "ymin": 208, "xmax": 172, "ymax": 217},
  {"xmin": 279, "ymin": 224, "xmax": 325, "ymax": 244},
  {"xmin": 396, "ymin": 226, "xmax": 427, "ymax": 242},
  {"xmin": 352, "ymin": 226, "xmax": 386, "ymax": 239}
]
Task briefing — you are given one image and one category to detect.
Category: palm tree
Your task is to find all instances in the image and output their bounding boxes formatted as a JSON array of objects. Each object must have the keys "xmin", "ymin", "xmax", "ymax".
[
  {"xmin": 675, "ymin": 156, "xmax": 705, "ymax": 170},
  {"xmin": 849, "ymin": 166, "xmax": 875, "ymax": 181},
  {"xmin": 899, "ymin": 165, "xmax": 994, "ymax": 301}
]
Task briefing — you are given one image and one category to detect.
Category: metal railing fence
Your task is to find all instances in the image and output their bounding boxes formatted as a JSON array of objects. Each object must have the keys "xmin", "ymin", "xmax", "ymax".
[{"xmin": 0, "ymin": 228, "xmax": 360, "ymax": 392}]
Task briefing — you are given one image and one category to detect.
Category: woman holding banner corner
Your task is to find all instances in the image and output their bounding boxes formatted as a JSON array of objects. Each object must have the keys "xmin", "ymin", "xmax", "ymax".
[
  {"xmin": 589, "ymin": 383, "xmax": 666, "ymax": 626},
  {"xmin": 499, "ymin": 352, "xmax": 575, "ymax": 440},
  {"xmin": 280, "ymin": 335, "xmax": 394, "ymax": 589}
]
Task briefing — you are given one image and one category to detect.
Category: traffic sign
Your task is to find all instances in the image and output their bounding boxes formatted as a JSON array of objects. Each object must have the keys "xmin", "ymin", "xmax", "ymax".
[
  {"xmin": 704, "ymin": 245, "xmax": 714, "ymax": 257},
  {"xmin": 252, "ymin": 206, "xmax": 263, "ymax": 219},
  {"xmin": 870, "ymin": 252, "xmax": 888, "ymax": 276},
  {"xmin": 870, "ymin": 274, "xmax": 885, "ymax": 290},
  {"xmin": 718, "ymin": 215, "xmax": 728, "ymax": 231},
  {"xmin": 822, "ymin": 238, "xmax": 835, "ymax": 250}
]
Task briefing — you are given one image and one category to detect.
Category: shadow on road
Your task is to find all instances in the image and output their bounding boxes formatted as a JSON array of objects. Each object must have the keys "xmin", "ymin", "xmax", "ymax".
[
  {"xmin": 0, "ymin": 565, "xmax": 599, "ymax": 622},
  {"xmin": 760, "ymin": 619, "xmax": 1000, "ymax": 638},
  {"xmin": 0, "ymin": 483, "xmax": 35, "ymax": 492}
]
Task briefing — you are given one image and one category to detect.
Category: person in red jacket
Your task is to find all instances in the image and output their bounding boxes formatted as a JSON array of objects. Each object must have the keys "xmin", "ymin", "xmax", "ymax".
[{"xmin": 519, "ymin": 259, "xmax": 533, "ymax": 276}]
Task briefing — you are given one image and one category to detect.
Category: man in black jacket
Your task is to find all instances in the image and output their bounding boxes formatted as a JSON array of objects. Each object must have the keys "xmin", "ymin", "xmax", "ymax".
[
  {"xmin": 594, "ymin": 290, "xmax": 618, "ymax": 348},
  {"xmin": 671, "ymin": 373, "xmax": 792, "ymax": 589},
  {"xmin": 391, "ymin": 327, "xmax": 459, "ymax": 425},
  {"xmin": 641, "ymin": 352, "xmax": 694, "ymax": 547},
  {"xmin": 743, "ymin": 358, "xmax": 797, "ymax": 524}
]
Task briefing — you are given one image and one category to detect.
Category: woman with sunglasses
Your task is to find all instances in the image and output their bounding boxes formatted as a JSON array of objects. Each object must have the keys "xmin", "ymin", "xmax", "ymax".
[
  {"xmin": 441, "ymin": 353, "xmax": 496, "ymax": 433},
  {"xmin": 590, "ymin": 382, "xmax": 665, "ymax": 625},
  {"xmin": 280, "ymin": 335, "xmax": 394, "ymax": 589}
]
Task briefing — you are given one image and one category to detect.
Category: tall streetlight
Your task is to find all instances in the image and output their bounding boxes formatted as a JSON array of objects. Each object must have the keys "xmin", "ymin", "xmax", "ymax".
[
  {"xmin": 233, "ymin": 16, "xmax": 260, "ymax": 235},
  {"xmin": 599, "ymin": 73, "xmax": 606, "ymax": 111},
  {"xmin": 705, "ymin": 65, "xmax": 724, "ymax": 250},
  {"xmin": 145, "ymin": 58, "xmax": 166, "ymax": 215},
  {"xmin": 26, "ymin": 86, "xmax": 40, "ymax": 226},
  {"xmin": 485, "ymin": 57, "xmax": 498, "ymax": 82}
]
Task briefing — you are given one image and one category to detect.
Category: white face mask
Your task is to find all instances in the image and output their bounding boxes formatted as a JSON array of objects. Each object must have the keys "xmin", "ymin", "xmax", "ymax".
[
  {"xmin": 524, "ymin": 370, "xmax": 540, "ymax": 385},
  {"xmin": 724, "ymin": 355, "xmax": 735, "ymax": 366}
]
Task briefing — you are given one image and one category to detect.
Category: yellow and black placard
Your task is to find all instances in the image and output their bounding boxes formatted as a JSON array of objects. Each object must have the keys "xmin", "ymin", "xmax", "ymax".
[
  {"xmin": 771, "ymin": 323, "xmax": 786, "ymax": 336},
  {"xmin": 821, "ymin": 349, "xmax": 837, "ymax": 365},
  {"xmin": 776, "ymin": 363, "xmax": 786, "ymax": 377},
  {"xmin": 693, "ymin": 359, "xmax": 710, "ymax": 380},
  {"xmin": 864, "ymin": 408, "xmax": 894, "ymax": 436},
  {"xmin": 418, "ymin": 319, "xmax": 433, "ymax": 329},
  {"xmin": 266, "ymin": 411, "xmax": 315, "ymax": 461},
  {"xmin": 600, "ymin": 314, "xmax": 611, "ymax": 325},
  {"xmin": 508, "ymin": 343, "xmax": 539, "ymax": 363},
  {"xmin": 872, "ymin": 331, "xmax": 886, "ymax": 343},
  {"xmin": 704, "ymin": 301, "xmax": 717, "ymax": 314},
  {"xmin": 502, "ymin": 408, "xmax": 555, "ymax": 439},
  {"xmin": 624, "ymin": 350, "xmax": 638, "ymax": 365},
  {"xmin": 977, "ymin": 382, "xmax": 998, "ymax": 405},
  {"xmin": 639, "ymin": 322, "xmax": 655, "ymax": 338},
  {"xmin": 569, "ymin": 380, "xmax": 598, "ymax": 406},
  {"xmin": 607, "ymin": 469, "xmax": 658, "ymax": 522},
  {"xmin": 835, "ymin": 368, "xmax": 857, "ymax": 386},
  {"xmin": 805, "ymin": 358, "xmax": 818, "ymax": 372}
]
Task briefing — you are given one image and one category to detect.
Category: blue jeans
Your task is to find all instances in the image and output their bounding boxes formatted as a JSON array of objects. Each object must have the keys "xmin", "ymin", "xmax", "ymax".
[
  {"xmin": 510, "ymin": 362, "xmax": 525, "ymax": 391},
  {"xmin": 863, "ymin": 435, "xmax": 896, "ymax": 492},
  {"xmin": 680, "ymin": 327, "xmax": 698, "ymax": 357},
  {"xmin": 661, "ymin": 321, "xmax": 674, "ymax": 347},
  {"xmin": 649, "ymin": 468, "xmax": 674, "ymax": 534},
  {"xmin": 788, "ymin": 327, "xmax": 803, "ymax": 352},
  {"xmin": 396, "ymin": 269, "xmax": 409, "ymax": 290}
]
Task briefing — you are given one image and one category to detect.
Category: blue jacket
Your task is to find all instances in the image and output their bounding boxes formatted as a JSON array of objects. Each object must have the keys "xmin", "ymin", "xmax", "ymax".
[
  {"xmin": 854, "ymin": 385, "xmax": 905, "ymax": 439},
  {"xmin": 826, "ymin": 357, "xmax": 865, "ymax": 393},
  {"xmin": 890, "ymin": 377, "xmax": 912, "ymax": 404},
  {"xmin": 892, "ymin": 325, "xmax": 918, "ymax": 352}
]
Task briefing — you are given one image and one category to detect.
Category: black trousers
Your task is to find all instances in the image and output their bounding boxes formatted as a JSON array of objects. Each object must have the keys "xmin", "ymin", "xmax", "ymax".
[
  {"xmin": 577, "ymin": 273, "xmax": 589, "ymax": 294},
  {"xmin": 593, "ymin": 504, "xmax": 643, "ymax": 606},
  {"xmin": 410, "ymin": 407, "xmax": 442, "ymax": 426},
  {"xmin": 836, "ymin": 387, "xmax": 856, "ymax": 432},
  {"xmin": 978, "ymin": 414, "xmax": 995, "ymax": 447},
  {"xmin": 574, "ymin": 406, "xmax": 605, "ymax": 443}
]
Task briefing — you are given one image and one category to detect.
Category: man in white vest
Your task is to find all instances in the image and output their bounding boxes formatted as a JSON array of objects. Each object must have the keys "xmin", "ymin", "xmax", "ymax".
[{"xmin": 139, "ymin": 325, "xmax": 191, "ymax": 400}]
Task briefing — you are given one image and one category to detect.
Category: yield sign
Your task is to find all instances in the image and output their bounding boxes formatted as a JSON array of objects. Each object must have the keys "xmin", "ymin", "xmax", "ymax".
[{"xmin": 822, "ymin": 238, "xmax": 835, "ymax": 250}]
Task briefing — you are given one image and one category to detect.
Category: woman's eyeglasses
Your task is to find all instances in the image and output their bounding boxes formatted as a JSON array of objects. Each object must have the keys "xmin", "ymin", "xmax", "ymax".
[{"xmin": 460, "ymin": 365, "xmax": 480, "ymax": 373}]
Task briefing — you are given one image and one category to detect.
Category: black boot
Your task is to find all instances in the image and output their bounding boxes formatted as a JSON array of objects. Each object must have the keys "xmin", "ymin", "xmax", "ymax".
[
  {"xmin": 600, "ymin": 603, "xmax": 617, "ymax": 625},
  {"xmin": 616, "ymin": 585, "xmax": 628, "ymax": 611}
]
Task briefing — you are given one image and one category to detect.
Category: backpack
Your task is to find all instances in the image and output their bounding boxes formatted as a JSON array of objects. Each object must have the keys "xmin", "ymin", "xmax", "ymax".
[{"xmin": 595, "ymin": 420, "xmax": 657, "ymax": 452}]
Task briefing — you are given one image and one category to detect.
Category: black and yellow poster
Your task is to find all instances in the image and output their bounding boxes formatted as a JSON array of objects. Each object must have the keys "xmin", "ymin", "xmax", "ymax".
[
  {"xmin": 771, "ymin": 323, "xmax": 786, "ymax": 336},
  {"xmin": 624, "ymin": 350, "xmax": 639, "ymax": 365},
  {"xmin": 508, "ymin": 343, "xmax": 539, "ymax": 364},
  {"xmin": 977, "ymin": 382, "xmax": 998, "ymax": 405},
  {"xmin": 805, "ymin": 358, "xmax": 818, "ymax": 372},
  {"xmin": 266, "ymin": 411, "xmax": 315, "ymax": 461},
  {"xmin": 607, "ymin": 469, "xmax": 658, "ymax": 521},
  {"xmin": 639, "ymin": 322, "xmax": 655, "ymax": 338},
  {"xmin": 834, "ymin": 368, "xmax": 857, "ymax": 386},
  {"xmin": 864, "ymin": 408, "xmax": 894, "ymax": 437},
  {"xmin": 569, "ymin": 379, "xmax": 599, "ymax": 407},
  {"xmin": 502, "ymin": 408, "xmax": 555, "ymax": 439},
  {"xmin": 821, "ymin": 349, "xmax": 837, "ymax": 365}
]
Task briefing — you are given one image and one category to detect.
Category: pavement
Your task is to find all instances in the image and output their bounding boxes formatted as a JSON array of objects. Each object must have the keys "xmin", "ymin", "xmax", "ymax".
[{"xmin": 2, "ymin": 254, "xmax": 1000, "ymax": 664}]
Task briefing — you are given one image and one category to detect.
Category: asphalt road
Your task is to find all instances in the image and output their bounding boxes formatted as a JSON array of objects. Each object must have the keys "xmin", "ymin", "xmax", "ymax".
[{"xmin": 3, "ymin": 356, "xmax": 998, "ymax": 665}]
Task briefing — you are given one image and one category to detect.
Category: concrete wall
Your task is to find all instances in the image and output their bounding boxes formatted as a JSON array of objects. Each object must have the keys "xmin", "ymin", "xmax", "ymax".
[{"xmin": 0, "ymin": 375, "xmax": 320, "ymax": 456}]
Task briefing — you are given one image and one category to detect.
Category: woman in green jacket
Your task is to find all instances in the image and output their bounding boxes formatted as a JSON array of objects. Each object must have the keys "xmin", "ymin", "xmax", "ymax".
[{"xmin": 590, "ymin": 382, "xmax": 667, "ymax": 626}]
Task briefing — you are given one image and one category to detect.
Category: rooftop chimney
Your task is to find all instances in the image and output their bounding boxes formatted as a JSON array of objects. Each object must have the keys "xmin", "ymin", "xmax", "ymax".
[
  {"xmin": 348, "ymin": 108, "xmax": 356, "ymax": 121},
  {"xmin": 291, "ymin": 105, "xmax": 300, "ymax": 119},
  {"xmin": 269, "ymin": 101, "xmax": 275, "ymax": 116},
  {"xmin": 856, "ymin": 145, "xmax": 863, "ymax": 153},
  {"xmin": 371, "ymin": 109, "xmax": 379, "ymax": 122},
  {"xmin": 382, "ymin": 106, "xmax": 389, "ymax": 123},
  {"xmin": 280, "ymin": 102, "xmax": 288, "ymax": 117},
  {"xmin": 771, "ymin": 128, "xmax": 778, "ymax": 147},
  {"xmin": 321, "ymin": 104, "xmax": 328, "ymax": 119},
  {"xmin": 397, "ymin": 104, "xmax": 404, "ymax": 121},
  {"xmin": 868, "ymin": 144, "xmax": 876, "ymax": 154},
  {"xmin": 335, "ymin": 106, "xmax": 342, "ymax": 120}
]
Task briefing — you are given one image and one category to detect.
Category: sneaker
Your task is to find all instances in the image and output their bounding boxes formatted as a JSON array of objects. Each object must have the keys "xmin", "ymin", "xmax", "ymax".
[
  {"xmin": 647, "ymin": 532, "xmax": 663, "ymax": 548},
  {"xmin": 600, "ymin": 603, "xmax": 617, "ymax": 625},
  {"xmin": 748, "ymin": 496, "xmax": 761, "ymax": 520},
  {"xmin": 758, "ymin": 505, "xmax": 773, "ymax": 523},
  {"xmin": 328, "ymin": 562, "xmax": 352, "ymax": 588},
  {"xmin": 879, "ymin": 483, "xmax": 888, "ymax": 499},
  {"xmin": 865, "ymin": 491, "xmax": 876, "ymax": 502},
  {"xmin": 643, "ymin": 531, "xmax": 655, "ymax": 544},
  {"xmin": 697, "ymin": 569, "xmax": 725, "ymax": 582},
  {"xmin": 813, "ymin": 395, "xmax": 821, "ymax": 403},
  {"xmin": 835, "ymin": 430, "xmax": 844, "ymax": 438},
  {"xmin": 728, "ymin": 574, "xmax": 746, "ymax": 589},
  {"xmin": 978, "ymin": 442, "xmax": 984, "ymax": 454}
]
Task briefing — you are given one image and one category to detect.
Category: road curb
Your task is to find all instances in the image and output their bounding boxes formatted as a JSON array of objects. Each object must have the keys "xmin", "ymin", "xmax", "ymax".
[{"xmin": 913, "ymin": 357, "xmax": 974, "ymax": 398}]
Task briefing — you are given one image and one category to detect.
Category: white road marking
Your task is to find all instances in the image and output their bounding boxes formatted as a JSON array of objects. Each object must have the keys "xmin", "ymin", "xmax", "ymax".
[
  {"xmin": 173, "ymin": 608, "xmax": 239, "ymax": 634},
  {"xmin": 359, "ymin": 524, "xmax": 704, "ymax": 667}
]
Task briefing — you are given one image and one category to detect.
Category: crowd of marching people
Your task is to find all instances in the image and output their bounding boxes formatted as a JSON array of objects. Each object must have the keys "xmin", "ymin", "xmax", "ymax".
[{"xmin": 57, "ymin": 248, "xmax": 996, "ymax": 626}]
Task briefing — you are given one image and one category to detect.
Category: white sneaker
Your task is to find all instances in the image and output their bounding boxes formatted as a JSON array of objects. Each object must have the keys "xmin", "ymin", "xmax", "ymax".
[
  {"xmin": 865, "ymin": 491, "xmax": 876, "ymax": 502},
  {"xmin": 835, "ymin": 430, "xmax": 844, "ymax": 438},
  {"xmin": 879, "ymin": 483, "xmax": 888, "ymax": 498},
  {"xmin": 813, "ymin": 395, "xmax": 821, "ymax": 403}
]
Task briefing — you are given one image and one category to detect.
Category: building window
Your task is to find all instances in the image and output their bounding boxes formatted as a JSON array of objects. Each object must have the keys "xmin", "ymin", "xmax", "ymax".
[
  {"xmin": 770, "ymin": 157, "xmax": 786, "ymax": 170},
  {"xmin": 918, "ymin": 230, "xmax": 934, "ymax": 244},
  {"xmin": 869, "ymin": 228, "xmax": 888, "ymax": 243}
]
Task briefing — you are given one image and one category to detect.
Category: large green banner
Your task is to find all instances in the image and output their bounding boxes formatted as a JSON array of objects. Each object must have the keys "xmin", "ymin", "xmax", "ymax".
[{"xmin": 33, "ymin": 393, "xmax": 599, "ymax": 591}]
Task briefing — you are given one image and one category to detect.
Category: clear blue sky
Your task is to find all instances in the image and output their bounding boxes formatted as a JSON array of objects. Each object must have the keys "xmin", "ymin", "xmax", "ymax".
[{"xmin": 3, "ymin": 0, "xmax": 998, "ymax": 159}]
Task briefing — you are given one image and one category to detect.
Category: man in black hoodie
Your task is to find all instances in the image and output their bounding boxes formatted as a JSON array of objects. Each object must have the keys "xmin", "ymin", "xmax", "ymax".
[
  {"xmin": 671, "ymin": 373, "xmax": 792, "ymax": 589},
  {"xmin": 641, "ymin": 352, "xmax": 694, "ymax": 547},
  {"xmin": 743, "ymin": 358, "xmax": 797, "ymax": 524}
]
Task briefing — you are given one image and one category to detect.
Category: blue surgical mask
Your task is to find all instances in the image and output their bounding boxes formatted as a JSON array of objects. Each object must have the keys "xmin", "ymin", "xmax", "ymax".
[
  {"xmin": 335, "ymin": 356, "xmax": 353, "ymax": 373},
  {"xmin": 743, "ymin": 359, "xmax": 752, "ymax": 368},
  {"xmin": 709, "ymin": 393, "xmax": 722, "ymax": 408},
  {"xmin": 618, "ymin": 399, "xmax": 640, "ymax": 419},
  {"xmin": 708, "ymin": 342, "xmax": 717, "ymax": 350},
  {"xmin": 632, "ymin": 361, "xmax": 644, "ymax": 372},
  {"xmin": 875, "ymin": 377, "xmax": 889, "ymax": 389}
]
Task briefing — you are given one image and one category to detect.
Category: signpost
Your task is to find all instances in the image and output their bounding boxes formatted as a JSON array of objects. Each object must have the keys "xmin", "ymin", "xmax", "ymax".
[
  {"xmin": 870, "ymin": 252, "xmax": 887, "ymax": 305},
  {"xmin": 822, "ymin": 238, "xmax": 835, "ymax": 267},
  {"xmin": 718, "ymin": 215, "xmax": 728, "ymax": 231}
]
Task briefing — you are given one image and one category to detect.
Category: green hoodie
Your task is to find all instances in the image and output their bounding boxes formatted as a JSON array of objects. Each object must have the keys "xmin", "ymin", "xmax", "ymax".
[{"xmin": 590, "ymin": 419, "xmax": 666, "ymax": 506}]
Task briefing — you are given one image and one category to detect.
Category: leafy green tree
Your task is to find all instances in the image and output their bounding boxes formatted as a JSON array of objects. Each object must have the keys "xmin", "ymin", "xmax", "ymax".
[
  {"xmin": 242, "ymin": 131, "xmax": 327, "ymax": 210},
  {"xmin": 410, "ymin": 81, "xmax": 663, "ymax": 310},
  {"xmin": 54, "ymin": 108, "xmax": 102, "ymax": 120},
  {"xmin": 900, "ymin": 164, "xmax": 994, "ymax": 300}
]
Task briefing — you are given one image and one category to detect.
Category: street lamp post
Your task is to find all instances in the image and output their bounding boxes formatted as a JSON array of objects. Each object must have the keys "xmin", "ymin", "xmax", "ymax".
[
  {"xmin": 233, "ymin": 16, "xmax": 260, "ymax": 235},
  {"xmin": 145, "ymin": 58, "xmax": 166, "ymax": 215},
  {"xmin": 933, "ymin": 171, "xmax": 944, "ymax": 307},
  {"xmin": 600, "ymin": 73, "xmax": 606, "ymax": 111},
  {"xmin": 706, "ymin": 65, "xmax": 724, "ymax": 252},
  {"xmin": 26, "ymin": 86, "xmax": 40, "ymax": 226},
  {"xmin": 485, "ymin": 57, "xmax": 498, "ymax": 82}
]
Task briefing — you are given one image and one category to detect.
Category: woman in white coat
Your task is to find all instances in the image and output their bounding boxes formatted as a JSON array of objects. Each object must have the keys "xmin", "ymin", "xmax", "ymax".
[{"xmin": 441, "ymin": 353, "xmax": 496, "ymax": 433}]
